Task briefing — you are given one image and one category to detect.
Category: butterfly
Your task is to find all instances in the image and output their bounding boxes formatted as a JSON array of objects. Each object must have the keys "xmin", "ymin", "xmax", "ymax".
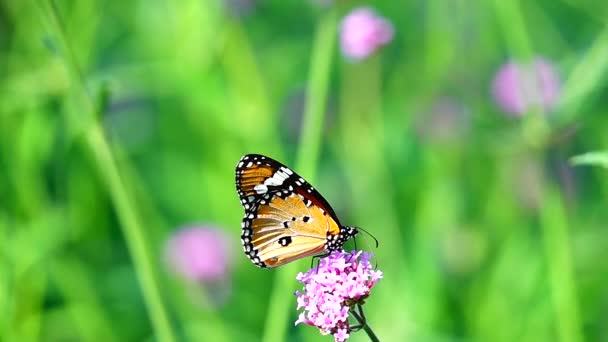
[{"xmin": 235, "ymin": 154, "xmax": 359, "ymax": 268}]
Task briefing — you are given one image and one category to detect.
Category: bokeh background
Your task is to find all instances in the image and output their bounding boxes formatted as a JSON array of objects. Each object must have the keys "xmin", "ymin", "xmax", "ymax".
[{"xmin": 2, "ymin": 1, "xmax": 608, "ymax": 341}]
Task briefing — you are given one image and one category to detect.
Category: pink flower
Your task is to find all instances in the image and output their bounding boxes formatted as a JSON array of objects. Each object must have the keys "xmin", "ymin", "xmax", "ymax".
[
  {"xmin": 334, "ymin": 328, "xmax": 350, "ymax": 341},
  {"xmin": 294, "ymin": 251, "xmax": 382, "ymax": 341},
  {"xmin": 491, "ymin": 58, "xmax": 561, "ymax": 116},
  {"xmin": 340, "ymin": 7, "xmax": 394, "ymax": 60},
  {"xmin": 164, "ymin": 225, "xmax": 233, "ymax": 283}
]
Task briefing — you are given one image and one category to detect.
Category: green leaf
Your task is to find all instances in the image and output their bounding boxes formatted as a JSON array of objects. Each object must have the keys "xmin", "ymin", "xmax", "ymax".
[{"xmin": 570, "ymin": 151, "xmax": 608, "ymax": 169}]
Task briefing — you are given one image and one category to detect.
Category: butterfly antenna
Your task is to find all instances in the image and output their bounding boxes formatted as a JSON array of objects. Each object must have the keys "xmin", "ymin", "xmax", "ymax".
[
  {"xmin": 353, "ymin": 227, "xmax": 380, "ymax": 269},
  {"xmin": 356, "ymin": 226, "xmax": 379, "ymax": 248}
]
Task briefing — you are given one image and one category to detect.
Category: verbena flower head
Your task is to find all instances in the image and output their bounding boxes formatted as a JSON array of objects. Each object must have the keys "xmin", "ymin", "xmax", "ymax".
[
  {"xmin": 491, "ymin": 57, "xmax": 561, "ymax": 116},
  {"xmin": 294, "ymin": 250, "xmax": 383, "ymax": 342},
  {"xmin": 339, "ymin": 7, "xmax": 394, "ymax": 61}
]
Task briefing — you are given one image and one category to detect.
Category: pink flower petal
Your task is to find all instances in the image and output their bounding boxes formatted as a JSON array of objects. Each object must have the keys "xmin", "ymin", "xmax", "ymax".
[{"xmin": 340, "ymin": 7, "xmax": 394, "ymax": 60}]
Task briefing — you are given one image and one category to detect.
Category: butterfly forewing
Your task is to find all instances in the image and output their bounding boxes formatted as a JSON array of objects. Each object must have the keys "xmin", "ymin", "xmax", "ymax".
[
  {"xmin": 235, "ymin": 154, "xmax": 348, "ymax": 268},
  {"xmin": 235, "ymin": 154, "xmax": 340, "ymax": 220}
]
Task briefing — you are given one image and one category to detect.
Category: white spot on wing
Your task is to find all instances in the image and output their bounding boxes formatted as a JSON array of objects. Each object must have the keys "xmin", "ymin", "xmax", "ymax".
[
  {"xmin": 264, "ymin": 177, "xmax": 282, "ymax": 186},
  {"xmin": 254, "ymin": 184, "xmax": 268, "ymax": 194},
  {"xmin": 264, "ymin": 169, "xmax": 290, "ymax": 186}
]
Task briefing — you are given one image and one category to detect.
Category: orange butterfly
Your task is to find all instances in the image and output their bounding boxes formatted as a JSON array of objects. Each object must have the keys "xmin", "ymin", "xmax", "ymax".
[{"xmin": 235, "ymin": 154, "xmax": 358, "ymax": 268}]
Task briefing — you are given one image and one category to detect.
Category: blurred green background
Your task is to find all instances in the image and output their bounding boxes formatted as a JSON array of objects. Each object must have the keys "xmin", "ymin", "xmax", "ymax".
[{"xmin": 1, "ymin": 0, "xmax": 608, "ymax": 341}]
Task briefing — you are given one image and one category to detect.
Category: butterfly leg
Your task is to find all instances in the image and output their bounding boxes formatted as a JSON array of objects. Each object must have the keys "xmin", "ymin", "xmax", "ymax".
[{"xmin": 310, "ymin": 253, "xmax": 328, "ymax": 272}]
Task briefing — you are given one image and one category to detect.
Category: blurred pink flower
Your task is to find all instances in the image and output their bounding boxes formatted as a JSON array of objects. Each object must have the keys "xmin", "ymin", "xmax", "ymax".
[
  {"xmin": 339, "ymin": 7, "xmax": 394, "ymax": 61},
  {"xmin": 165, "ymin": 225, "xmax": 233, "ymax": 283},
  {"xmin": 491, "ymin": 58, "xmax": 561, "ymax": 116}
]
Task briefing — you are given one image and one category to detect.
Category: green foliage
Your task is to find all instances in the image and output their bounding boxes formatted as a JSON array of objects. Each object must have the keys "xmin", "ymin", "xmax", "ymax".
[
  {"xmin": 1, "ymin": 1, "xmax": 607, "ymax": 341},
  {"xmin": 571, "ymin": 151, "xmax": 608, "ymax": 169}
]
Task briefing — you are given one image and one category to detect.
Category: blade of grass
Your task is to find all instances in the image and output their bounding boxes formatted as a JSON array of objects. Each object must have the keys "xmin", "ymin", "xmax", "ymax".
[
  {"xmin": 570, "ymin": 150, "xmax": 608, "ymax": 169},
  {"xmin": 558, "ymin": 26, "xmax": 608, "ymax": 125},
  {"xmin": 36, "ymin": 2, "xmax": 176, "ymax": 341},
  {"xmin": 539, "ymin": 187, "xmax": 583, "ymax": 342},
  {"xmin": 492, "ymin": 0, "xmax": 534, "ymax": 61},
  {"xmin": 85, "ymin": 89, "xmax": 178, "ymax": 342},
  {"xmin": 261, "ymin": 9, "xmax": 337, "ymax": 342}
]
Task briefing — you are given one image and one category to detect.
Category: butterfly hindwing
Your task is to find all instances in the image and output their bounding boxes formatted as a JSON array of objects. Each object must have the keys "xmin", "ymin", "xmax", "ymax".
[
  {"xmin": 235, "ymin": 154, "xmax": 356, "ymax": 268},
  {"xmin": 242, "ymin": 192, "xmax": 341, "ymax": 268}
]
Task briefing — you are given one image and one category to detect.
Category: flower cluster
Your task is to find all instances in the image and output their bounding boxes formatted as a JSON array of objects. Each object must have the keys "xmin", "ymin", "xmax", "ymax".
[
  {"xmin": 491, "ymin": 57, "xmax": 561, "ymax": 116},
  {"xmin": 164, "ymin": 225, "xmax": 233, "ymax": 283},
  {"xmin": 339, "ymin": 7, "xmax": 394, "ymax": 61},
  {"xmin": 295, "ymin": 251, "xmax": 383, "ymax": 342}
]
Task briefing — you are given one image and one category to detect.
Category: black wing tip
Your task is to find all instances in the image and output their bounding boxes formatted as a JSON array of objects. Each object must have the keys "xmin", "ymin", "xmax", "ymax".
[
  {"xmin": 239, "ymin": 153, "xmax": 269, "ymax": 161},
  {"xmin": 236, "ymin": 154, "xmax": 273, "ymax": 170}
]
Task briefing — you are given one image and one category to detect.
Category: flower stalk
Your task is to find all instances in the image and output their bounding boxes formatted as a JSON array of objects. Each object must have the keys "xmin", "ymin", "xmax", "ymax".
[{"xmin": 350, "ymin": 304, "xmax": 379, "ymax": 342}]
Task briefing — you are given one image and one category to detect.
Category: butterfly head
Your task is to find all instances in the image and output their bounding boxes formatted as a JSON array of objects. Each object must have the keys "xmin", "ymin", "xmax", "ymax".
[{"xmin": 327, "ymin": 226, "xmax": 359, "ymax": 252}]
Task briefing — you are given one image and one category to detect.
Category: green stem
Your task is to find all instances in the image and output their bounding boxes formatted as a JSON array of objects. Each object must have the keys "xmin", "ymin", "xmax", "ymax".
[
  {"xmin": 558, "ymin": 27, "xmax": 608, "ymax": 125},
  {"xmin": 351, "ymin": 305, "xmax": 380, "ymax": 342},
  {"xmin": 492, "ymin": 0, "xmax": 534, "ymax": 61},
  {"xmin": 39, "ymin": 2, "xmax": 176, "ymax": 341},
  {"xmin": 86, "ymin": 128, "xmax": 176, "ymax": 342},
  {"xmin": 295, "ymin": 10, "xmax": 337, "ymax": 170},
  {"xmin": 261, "ymin": 9, "xmax": 337, "ymax": 342},
  {"xmin": 539, "ymin": 188, "xmax": 583, "ymax": 342}
]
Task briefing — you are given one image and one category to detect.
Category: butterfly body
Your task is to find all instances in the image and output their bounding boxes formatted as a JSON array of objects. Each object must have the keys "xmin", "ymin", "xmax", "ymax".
[{"xmin": 235, "ymin": 154, "xmax": 358, "ymax": 268}]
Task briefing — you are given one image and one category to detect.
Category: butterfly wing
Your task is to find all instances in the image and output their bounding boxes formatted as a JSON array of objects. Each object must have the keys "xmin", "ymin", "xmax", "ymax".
[
  {"xmin": 235, "ymin": 154, "xmax": 340, "ymax": 219},
  {"xmin": 242, "ymin": 192, "xmax": 342, "ymax": 268},
  {"xmin": 235, "ymin": 154, "xmax": 343, "ymax": 268}
]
